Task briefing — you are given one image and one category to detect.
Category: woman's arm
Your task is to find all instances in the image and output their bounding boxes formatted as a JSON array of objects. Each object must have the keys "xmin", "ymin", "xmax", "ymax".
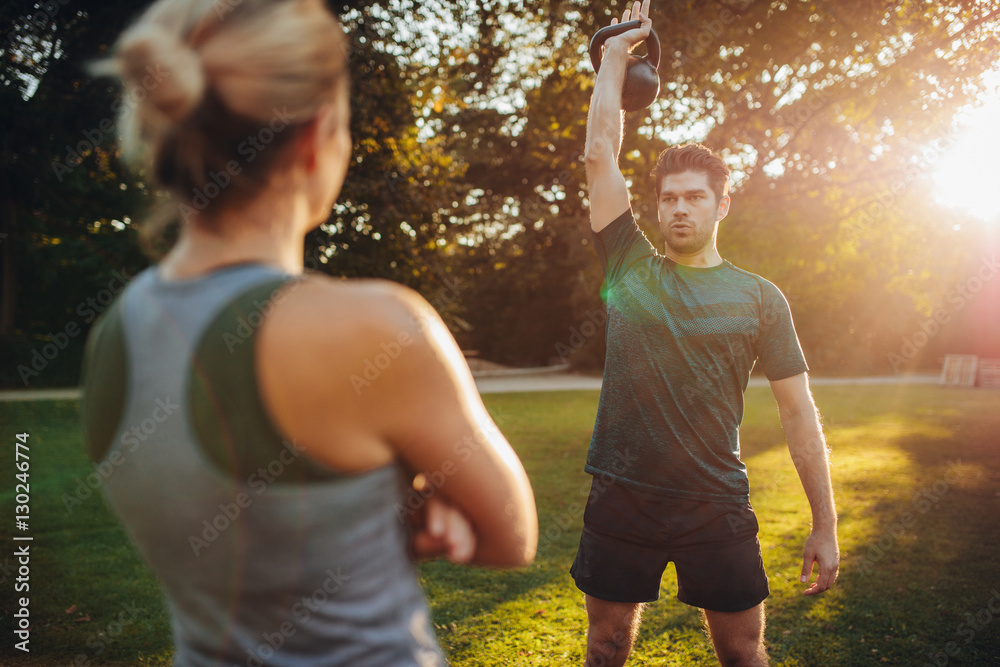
[
  {"xmin": 370, "ymin": 286, "xmax": 538, "ymax": 567},
  {"xmin": 256, "ymin": 276, "xmax": 537, "ymax": 568}
]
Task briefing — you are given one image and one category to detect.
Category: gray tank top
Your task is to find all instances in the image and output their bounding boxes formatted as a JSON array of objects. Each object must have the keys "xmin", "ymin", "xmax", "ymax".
[{"xmin": 79, "ymin": 263, "xmax": 446, "ymax": 666}]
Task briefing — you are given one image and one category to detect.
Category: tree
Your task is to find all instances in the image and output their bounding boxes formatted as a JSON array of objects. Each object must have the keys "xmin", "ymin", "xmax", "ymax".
[
  {"xmin": 3, "ymin": 0, "xmax": 999, "ymax": 387},
  {"xmin": 1, "ymin": 0, "xmax": 152, "ymax": 387},
  {"xmin": 441, "ymin": 0, "xmax": 1000, "ymax": 372}
]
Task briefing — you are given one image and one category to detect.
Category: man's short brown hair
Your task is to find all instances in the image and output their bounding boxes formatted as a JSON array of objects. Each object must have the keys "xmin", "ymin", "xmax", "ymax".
[{"xmin": 651, "ymin": 143, "xmax": 730, "ymax": 202}]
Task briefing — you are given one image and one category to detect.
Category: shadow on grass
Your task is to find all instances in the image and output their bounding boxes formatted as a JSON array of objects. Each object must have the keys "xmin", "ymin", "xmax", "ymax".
[
  {"xmin": 763, "ymin": 385, "xmax": 1000, "ymax": 666},
  {"xmin": 433, "ymin": 385, "xmax": 1000, "ymax": 665},
  {"xmin": 6, "ymin": 386, "xmax": 998, "ymax": 666}
]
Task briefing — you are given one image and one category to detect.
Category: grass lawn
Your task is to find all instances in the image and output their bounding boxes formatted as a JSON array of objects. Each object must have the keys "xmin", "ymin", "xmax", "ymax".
[{"xmin": 2, "ymin": 384, "xmax": 999, "ymax": 665}]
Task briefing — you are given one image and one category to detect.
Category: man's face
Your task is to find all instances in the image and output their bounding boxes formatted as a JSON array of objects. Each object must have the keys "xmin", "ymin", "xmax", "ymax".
[{"xmin": 656, "ymin": 170, "xmax": 730, "ymax": 256}]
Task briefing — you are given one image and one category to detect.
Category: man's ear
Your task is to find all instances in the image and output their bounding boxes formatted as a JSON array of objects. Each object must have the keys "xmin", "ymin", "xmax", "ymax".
[{"xmin": 717, "ymin": 194, "xmax": 731, "ymax": 222}]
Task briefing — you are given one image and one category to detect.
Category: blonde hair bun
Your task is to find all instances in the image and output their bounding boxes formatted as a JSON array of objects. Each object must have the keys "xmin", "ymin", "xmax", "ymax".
[
  {"xmin": 92, "ymin": 0, "xmax": 348, "ymax": 257},
  {"xmin": 116, "ymin": 22, "xmax": 206, "ymax": 124}
]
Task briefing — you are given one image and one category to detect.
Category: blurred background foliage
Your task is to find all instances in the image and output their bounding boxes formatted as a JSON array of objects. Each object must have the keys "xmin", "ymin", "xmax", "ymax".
[{"xmin": 1, "ymin": 0, "xmax": 999, "ymax": 387}]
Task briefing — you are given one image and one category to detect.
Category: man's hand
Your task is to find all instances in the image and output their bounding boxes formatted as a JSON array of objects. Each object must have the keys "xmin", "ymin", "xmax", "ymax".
[
  {"xmin": 800, "ymin": 528, "xmax": 839, "ymax": 596},
  {"xmin": 602, "ymin": 0, "xmax": 653, "ymax": 54},
  {"xmin": 409, "ymin": 493, "xmax": 477, "ymax": 564}
]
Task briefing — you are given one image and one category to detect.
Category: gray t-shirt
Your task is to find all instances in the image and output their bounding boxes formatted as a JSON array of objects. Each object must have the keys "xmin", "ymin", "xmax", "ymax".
[{"xmin": 586, "ymin": 210, "xmax": 808, "ymax": 503}]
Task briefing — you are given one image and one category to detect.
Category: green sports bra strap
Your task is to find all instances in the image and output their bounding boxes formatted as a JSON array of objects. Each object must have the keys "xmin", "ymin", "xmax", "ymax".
[{"xmin": 188, "ymin": 277, "xmax": 342, "ymax": 484}]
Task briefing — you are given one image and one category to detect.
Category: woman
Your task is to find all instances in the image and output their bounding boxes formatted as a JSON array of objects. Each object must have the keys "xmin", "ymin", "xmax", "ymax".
[{"xmin": 79, "ymin": 1, "xmax": 537, "ymax": 664}]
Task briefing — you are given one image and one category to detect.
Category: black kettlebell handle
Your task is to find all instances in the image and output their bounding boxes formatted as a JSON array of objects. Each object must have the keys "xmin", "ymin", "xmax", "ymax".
[{"xmin": 589, "ymin": 20, "xmax": 660, "ymax": 75}]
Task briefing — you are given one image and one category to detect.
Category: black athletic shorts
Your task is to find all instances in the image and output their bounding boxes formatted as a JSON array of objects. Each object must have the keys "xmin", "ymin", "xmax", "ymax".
[{"xmin": 570, "ymin": 477, "xmax": 769, "ymax": 612}]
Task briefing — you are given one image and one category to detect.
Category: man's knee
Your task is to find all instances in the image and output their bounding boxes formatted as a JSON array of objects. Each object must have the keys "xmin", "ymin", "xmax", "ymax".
[
  {"xmin": 704, "ymin": 604, "xmax": 768, "ymax": 667},
  {"xmin": 586, "ymin": 627, "xmax": 633, "ymax": 666},
  {"xmin": 710, "ymin": 624, "xmax": 766, "ymax": 667},
  {"xmin": 585, "ymin": 597, "xmax": 644, "ymax": 666},
  {"xmin": 713, "ymin": 640, "xmax": 767, "ymax": 667}
]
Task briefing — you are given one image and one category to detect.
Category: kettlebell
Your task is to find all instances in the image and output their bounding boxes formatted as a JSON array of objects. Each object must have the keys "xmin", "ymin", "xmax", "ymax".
[{"xmin": 589, "ymin": 19, "xmax": 660, "ymax": 112}]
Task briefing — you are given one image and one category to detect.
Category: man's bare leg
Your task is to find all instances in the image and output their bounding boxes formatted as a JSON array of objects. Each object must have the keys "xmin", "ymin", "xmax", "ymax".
[
  {"xmin": 584, "ymin": 595, "xmax": 644, "ymax": 667},
  {"xmin": 703, "ymin": 603, "xmax": 768, "ymax": 667}
]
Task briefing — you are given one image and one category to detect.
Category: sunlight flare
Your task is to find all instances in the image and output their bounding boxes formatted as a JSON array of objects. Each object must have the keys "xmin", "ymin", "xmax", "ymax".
[{"xmin": 932, "ymin": 78, "xmax": 1000, "ymax": 224}]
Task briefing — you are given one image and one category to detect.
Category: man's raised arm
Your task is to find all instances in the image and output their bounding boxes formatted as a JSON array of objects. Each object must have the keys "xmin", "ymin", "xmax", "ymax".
[{"xmin": 584, "ymin": 0, "xmax": 652, "ymax": 232}]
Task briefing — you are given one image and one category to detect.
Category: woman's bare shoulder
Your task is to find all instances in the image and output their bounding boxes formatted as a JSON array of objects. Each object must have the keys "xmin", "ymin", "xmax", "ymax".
[
  {"xmin": 256, "ymin": 274, "xmax": 441, "ymax": 408},
  {"xmin": 277, "ymin": 274, "xmax": 429, "ymax": 335},
  {"xmin": 253, "ymin": 275, "xmax": 436, "ymax": 471}
]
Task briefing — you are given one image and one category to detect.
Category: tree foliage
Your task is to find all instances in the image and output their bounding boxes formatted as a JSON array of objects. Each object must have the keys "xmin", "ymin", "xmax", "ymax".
[{"xmin": 2, "ymin": 0, "xmax": 999, "ymax": 387}]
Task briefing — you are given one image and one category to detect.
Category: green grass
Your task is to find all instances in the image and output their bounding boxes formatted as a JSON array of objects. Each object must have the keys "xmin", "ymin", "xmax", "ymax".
[{"xmin": 2, "ymin": 385, "xmax": 999, "ymax": 665}]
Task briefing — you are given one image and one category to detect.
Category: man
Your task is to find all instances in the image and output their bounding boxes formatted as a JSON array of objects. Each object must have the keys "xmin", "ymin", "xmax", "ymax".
[{"xmin": 571, "ymin": 2, "xmax": 839, "ymax": 665}]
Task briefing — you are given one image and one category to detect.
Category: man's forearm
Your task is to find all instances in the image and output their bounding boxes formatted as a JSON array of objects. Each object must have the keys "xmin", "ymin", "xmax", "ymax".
[
  {"xmin": 783, "ymin": 412, "xmax": 837, "ymax": 532},
  {"xmin": 585, "ymin": 42, "xmax": 630, "ymax": 164}
]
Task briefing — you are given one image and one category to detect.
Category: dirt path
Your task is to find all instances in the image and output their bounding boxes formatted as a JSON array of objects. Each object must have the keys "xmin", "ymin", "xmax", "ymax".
[{"xmin": 0, "ymin": 372, "xmax": 941, "ymax": 401}]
